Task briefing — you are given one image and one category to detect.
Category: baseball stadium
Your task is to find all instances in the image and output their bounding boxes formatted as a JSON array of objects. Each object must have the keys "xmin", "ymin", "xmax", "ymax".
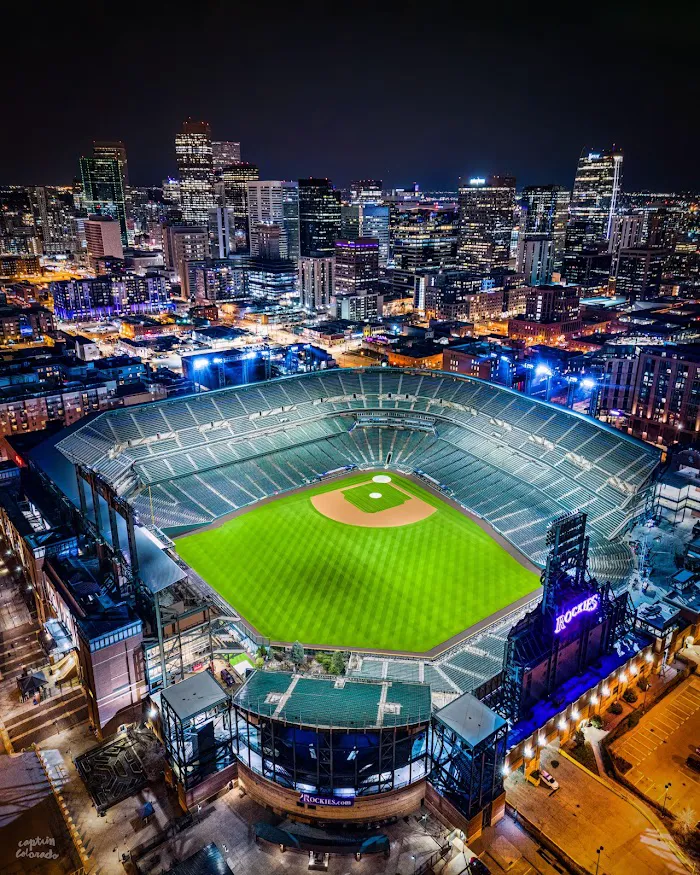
[
  {"xmin": 24, "ymin": 365, "xmax": 665, "ymax": 829},
  {"xmin": 54, "ymin": 366, "xmax": 659, "ymax": 668}
]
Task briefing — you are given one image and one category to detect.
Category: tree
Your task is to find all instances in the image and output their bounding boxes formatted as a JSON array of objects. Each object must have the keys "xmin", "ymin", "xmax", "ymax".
[
  {"xmin": 291, "ymin": 640, "xmax": 305, "ymax": 666},
  {"xmin": 330, "ymin": 651, "xmax": 346, "ymax": 675},
  {"xmin": 573, "ymin": 728, "xmax": 586, "ymax": 748}
]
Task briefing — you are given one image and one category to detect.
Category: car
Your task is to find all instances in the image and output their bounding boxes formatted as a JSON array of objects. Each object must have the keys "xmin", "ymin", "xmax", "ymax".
[
  {"xmin": 220, "ymin": 668, "xmax": 235, "ymax": 687},
  {"xmin": 540, "ymin": 768, "xmax": 559, "ymax": 790},
  {"xmin": 468, "ymin": 858, "xmax": 490, "ymax": 874},
  {"xmin": 687, "ymin": 755, "xmax": 700, "ymax": 773}
]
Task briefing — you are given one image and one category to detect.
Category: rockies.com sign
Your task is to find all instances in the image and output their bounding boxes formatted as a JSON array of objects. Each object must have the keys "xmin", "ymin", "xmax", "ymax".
[{"xmin": 299, "ymin": 793, "xmax": 355, "ymax": 807}]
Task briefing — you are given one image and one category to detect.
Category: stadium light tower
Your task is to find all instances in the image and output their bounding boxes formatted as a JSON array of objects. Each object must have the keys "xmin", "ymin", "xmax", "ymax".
[{"xmin": 535, "ymin": 364, "xmax": 553, "ymax": 401}]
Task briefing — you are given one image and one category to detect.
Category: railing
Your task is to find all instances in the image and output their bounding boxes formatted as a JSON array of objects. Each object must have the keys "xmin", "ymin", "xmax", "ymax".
[
  {"xmin": 34, "ymin": 745, "xmax": 91, "ymax": 871},
  {"xmin": 415, "ymin": 844, "xmax": 450, "ymax": 874}
]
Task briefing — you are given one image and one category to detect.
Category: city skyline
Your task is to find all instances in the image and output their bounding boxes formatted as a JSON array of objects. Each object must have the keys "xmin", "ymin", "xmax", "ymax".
[{"xmin": 2, "ymin": 2, "xmax": 697, "ymax": 192}]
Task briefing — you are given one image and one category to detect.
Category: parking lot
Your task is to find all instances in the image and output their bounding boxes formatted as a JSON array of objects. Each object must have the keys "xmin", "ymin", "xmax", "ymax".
[
  {"xmin": 506, "ymin": 747, "xmax": 687, "ymax": 874},
  {"xmin": 611, "ymin": 674, "xmax": 700, "ymax": 816}
]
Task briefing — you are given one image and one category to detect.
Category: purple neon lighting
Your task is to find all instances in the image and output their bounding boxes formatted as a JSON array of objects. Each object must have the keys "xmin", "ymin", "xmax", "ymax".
[{"xmin": 554, "ymin": 594, "xmax": 600, "ymax": 634}]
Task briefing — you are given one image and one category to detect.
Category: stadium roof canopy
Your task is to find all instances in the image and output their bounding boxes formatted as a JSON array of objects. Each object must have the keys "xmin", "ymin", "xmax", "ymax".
[
  {"xmin": 28, "ymin": 425, "xmax": 186, "ymax": 594},
  {"xmin": 234, "ymin": 670, "xmax": 432, "ymax": 729}
]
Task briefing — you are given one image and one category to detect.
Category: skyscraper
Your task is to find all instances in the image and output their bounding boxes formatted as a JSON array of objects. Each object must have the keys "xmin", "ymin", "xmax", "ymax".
[
  {"xmin": 569, "ymin": 148, "xmax": 623, "ymax": 242},
  {"xmin": 517, "ymin": 235, "xmax": 556, "ymax": 286},
  {"xmin": 212, "ymin": 141, "xmax": 242, "ymax": 172},
  {"xmin": 31, "ymin": 186, "xmax": 79, "ymax": 256},
  {"xmin": 93, "ymin": 141, "xmax": 129, "ymax": 188},
  {"xmin": 80, "ymin": 148, "xmax": 128, "ymax": 246},
  {"xmin": 519, "ymin": 185, "xmax": 570, "ymax": 274},
  {"xmin": 298, "ymin": 178, "xmax": 341, "ymax": 257},
  {"xmin": 175, "ymin": 120, "xmax": 214, "ymax": 225},
  {"xmin": 215, "ymin": 162, "xmax": 259, "ymax": 252},
  {"xmin": 360, "ymin": 204, "xmax": 390, "ymax": 268},
  {"xmin": 247, "ymin": 181, "xmax": 300, "ymax": 260},
  {"xmin": 457, "ymin": 175, "xmax": 516, "ymax": 275},
  {"xmin": 299, "ymin": 256, "xmax": 334, "ymax": 311},
  {"xmin": 334, "ymin": 238, "xmax": 379, "ymax": 297}
]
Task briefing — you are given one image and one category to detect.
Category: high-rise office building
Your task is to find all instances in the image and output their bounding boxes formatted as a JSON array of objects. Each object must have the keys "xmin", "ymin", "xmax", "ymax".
[
  {"xmin": 615, "ymin": 248, "xmax": 667, "ymax": 303},
  {"xmin": 457, "ymin": 175, "xmax": 516, "ymax": 275},
  {"xmin": 333, "ymin": 238, "xmax": 382, "ymax": 320},
  {"xmin": 208, "ymin": 206, "xmax": 235, "ymax": 258},
  {"xmin": 360, "ymin": 204, "xmax": 390, "ymax": 268},
  {"xmin": 299, "ymin": 256, "xmax": 334, "ymax": 311},
  {"xmin": 93, "ymin": 141, "xmax": 129, "ymax": 188},
  {"xmin": 249, "ymin": 223, "xmax": 282, "ymax": 261},
  {"xmin": 212, "ymin": 141, "xmax": 242, "ymax": 172},
  {"xmin": 517, "ymin": 234, "xmax": 556, "ymax": 286},
  {"xmin": 334, "ymin": 238, "xmax": 379, "ymax": 297},
  {"xmin": 390, "ymin": 204, "xmax": 459, "ymax": 308},
  {"xmin": 162, "ymin": 178, "xmax": 181, "ymax": 207},
  {"xmin": 562, "ymin": 220, "xmax": 613, "ymax": 291},
  {"xmin": 608, "ymin": 213, "xmax": 644, "ymax": 276},
  {"xmin": 31, "ymin": 186, "xmax": 79, "ymax": 257},
  {"xmin": 215, "ymin": 162, "xmax": 259, "ymax": 252},
  {"xmin": 247, "ymin": 181, "xmax": 300, "ymax": 260},
  {"xmin": 162, "ymin": 224, "xmax": 208, "ymax": 287},
  {"xmin": 519, "ymin": 185, "xmax": 570, "ymax": 273},
  {"xmin": 80, "ymin": 147, "xmax": 129, "ymax": 246},
  {"xmin": 340, "ymin": 204, "xmax": 361, "ymax": 240},
  {"xmin": 390, "ymin": 205, "xmax": 458, "ymax": 273},
  {"xmin": 0, "ymin": 186, "xmax": 39, "ymax": 256},
  {"xmin": 569, "ymin": 148, "xmax": 623, "ymax": 243},
  {"xmin": 298, "ymin": 178, "xmax": 341, "ymax": 257},
  {"xmin": 175, "ymin": 120, "xmax": 214, "ymax": 225}
]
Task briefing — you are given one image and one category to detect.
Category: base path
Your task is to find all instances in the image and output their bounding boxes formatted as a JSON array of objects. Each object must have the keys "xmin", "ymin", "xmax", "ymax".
[{"xmin": 311, "ymin": 480, "xmax": 436, "ymax": 528}]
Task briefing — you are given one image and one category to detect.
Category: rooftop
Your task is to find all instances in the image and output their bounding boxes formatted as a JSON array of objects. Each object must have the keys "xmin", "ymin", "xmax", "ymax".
[
  {"xmin": 161, "ymin": 670, "xmax": 228, "ymax": 723},
  {"xmin": 434, "ymin": 693, "xmax": 506, "ymax": 748},
  {"xmin": 234, "ymin": 670, "xmax": 432, "ymax": 729}
]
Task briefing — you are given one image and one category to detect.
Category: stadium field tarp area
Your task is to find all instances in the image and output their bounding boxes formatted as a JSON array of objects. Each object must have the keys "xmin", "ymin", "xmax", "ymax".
[{"xmin": 175, "ymin": 472, "xmax": 540, "ymax": 652}]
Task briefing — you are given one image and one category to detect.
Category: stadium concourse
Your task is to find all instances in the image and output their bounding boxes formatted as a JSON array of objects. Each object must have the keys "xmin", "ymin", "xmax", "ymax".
[{"xmin": 54, "ymin": 367, "xmax": 660, "ymax": 696}]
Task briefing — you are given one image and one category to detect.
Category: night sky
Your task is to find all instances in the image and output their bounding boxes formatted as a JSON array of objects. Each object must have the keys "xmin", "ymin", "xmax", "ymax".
[{"xmin": 4, "ymin": 1, "xmax": 698, "ymax": 192}]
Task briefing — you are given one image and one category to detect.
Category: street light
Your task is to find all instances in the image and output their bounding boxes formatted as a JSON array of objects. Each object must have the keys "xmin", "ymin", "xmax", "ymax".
[
  {"xmin": 663, "ymin": 782, "xmax": 671, "ymax": 814},
  {"xmin": 595, "ymin": 845, "xmax": 604, "ymax": 875}
]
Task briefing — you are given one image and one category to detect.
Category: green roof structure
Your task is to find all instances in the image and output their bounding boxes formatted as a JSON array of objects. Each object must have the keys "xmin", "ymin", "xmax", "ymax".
[{"xmin": 234, "ymin": 670, "xmax": 431, "ymax": 729}]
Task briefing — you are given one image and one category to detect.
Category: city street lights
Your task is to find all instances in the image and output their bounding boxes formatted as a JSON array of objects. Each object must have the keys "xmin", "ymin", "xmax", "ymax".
[
  {"xmin": 595, "ymin": 845, "xmax": 604, "ymax": 875},
  {"xmin": 663, "ymin": 782, "xmax": 672, "ymax": 814}
]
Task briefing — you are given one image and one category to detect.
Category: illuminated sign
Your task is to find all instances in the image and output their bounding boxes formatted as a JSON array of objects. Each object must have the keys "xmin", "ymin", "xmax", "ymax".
[
  {"xmin": 300, "ymin": 793, "xmax": 354, "ymax": 807},
  {"xmin": 554, "ymin": 594, "xmax": 600, "ymax": 634},
  {"xmin": 469, "ymin": 177, "xmax": 486, "ymax": 185}
]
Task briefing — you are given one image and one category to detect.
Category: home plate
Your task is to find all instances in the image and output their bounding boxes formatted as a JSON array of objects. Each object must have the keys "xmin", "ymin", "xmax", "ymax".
[
  {"xmin": 372, "ymin": 475, "xmax": 392, "ymax": 483},
  {"xmin": 369, "ymin": 492, "xmax": 382, "ymax": 499}
]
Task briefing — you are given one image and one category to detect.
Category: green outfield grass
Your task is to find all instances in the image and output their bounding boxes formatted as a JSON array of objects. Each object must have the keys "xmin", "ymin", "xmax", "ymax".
[
  {"xmin": 175, "ymin": 472, "xmax": 540, "ymax": 652},
  {"xmin": 343, "ymin": 480, "xmax": 408, "ymax": 513}
]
